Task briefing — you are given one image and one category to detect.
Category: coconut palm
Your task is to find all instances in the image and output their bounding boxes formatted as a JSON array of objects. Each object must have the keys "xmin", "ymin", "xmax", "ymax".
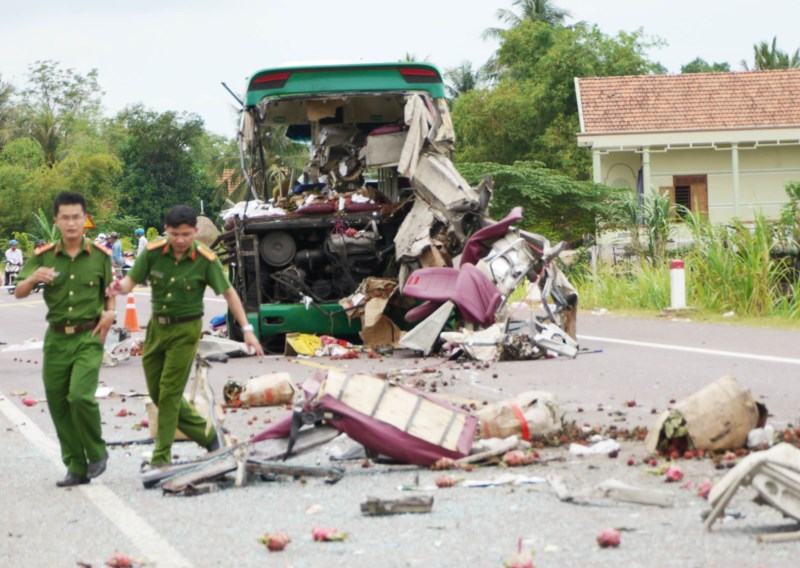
[
  {"xmin": 741, "ymin": 37, "xmax": 800, "ymax": 70},
  {"xmin": 482, "ymin": 0, "xmax": 570, "ymax": 40},
  {"xmin": 444, "ymin": 61, "xmax": 486, "ymax": 101}
]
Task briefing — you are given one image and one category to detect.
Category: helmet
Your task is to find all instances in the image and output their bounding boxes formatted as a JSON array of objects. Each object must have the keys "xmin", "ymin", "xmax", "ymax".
[
  {"xmin": 135, "ymin": 228, "xmax": 145, "ymax": 236},
  {"xmin": 109, "ymin": 232, "xmax": 119, "ymax": 239},
  {"xmin": 9, "ymin": 239, "xmax": 18, "ymax": 246}
]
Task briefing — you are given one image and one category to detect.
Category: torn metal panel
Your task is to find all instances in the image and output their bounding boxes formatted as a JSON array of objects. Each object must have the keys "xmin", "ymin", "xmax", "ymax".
[
  {"xmin": 596, "ymin": 479, "xmax": 675, "ymax": 507},
  {"xmin": 361, "ymin": 496, "xmax": 434, "ymax": 516},
  {"xmin": 440, "ymin": 323, "xmax": 506, "ymax": 362},
  {"xmin": 398, "ymin": 300, "xmax": 454, "ymax": 355},
  {"xmin": 411, "ymin": 153, "xmax": 480, "ymax": 241},
  {"xmin": 361, "ymin": 130, "xmax": 407, "ymax": 168},
  {"xmin": 394, "ymin": 197, "xmax": 438, "ymax": 261},
  {"xmin": 398, "ymin": 95, "xmax": 433, "ymax": 178},
  {"xmin": 707, "ymin": 443, "xmax": 800, "ymax": 530}
]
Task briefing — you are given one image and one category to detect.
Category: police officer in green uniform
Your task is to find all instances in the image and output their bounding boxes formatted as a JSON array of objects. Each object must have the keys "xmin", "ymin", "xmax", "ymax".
[
  {"xmin": 107, "ymin": 205, "xmax": 263, "ymax": 466},
  {"xmin": 15, "ymin": 192, "xmax": 116, "ymax": 487}
]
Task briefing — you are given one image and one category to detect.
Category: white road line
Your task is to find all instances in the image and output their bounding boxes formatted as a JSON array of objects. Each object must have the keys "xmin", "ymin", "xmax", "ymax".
[
  {"xmin": 578, "ymin": 334, "xmax": 800, "ymax": 365},
  {"xmin": 0, "ymin": 395, "xmax": 194, "ymax": 568}
]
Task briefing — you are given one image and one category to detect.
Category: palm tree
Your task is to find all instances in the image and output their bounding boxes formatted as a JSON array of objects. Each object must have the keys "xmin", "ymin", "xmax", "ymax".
[
  {"xmin": 741, "ymin": 37, "xmax": 800, "ymax": 70},
  {"xmin": 482, "ymin": 0, "xmax": 570, "ymax": 40},
  {"xmin": 443, "ymin": 61, "xmax": 485, "ymax": 101}
]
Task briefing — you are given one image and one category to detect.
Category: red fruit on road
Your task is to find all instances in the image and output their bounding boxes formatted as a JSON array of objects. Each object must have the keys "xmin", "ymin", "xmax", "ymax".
[
  {"xmin": 664, "ymin": 465, "xmax": 684, "ymax": 482},
  {"xmin": 627, "ymin": 458, "xmax": 635, "ymax": 466},
  {"xmin": 259, "ymin": 530, "xmax": 291, "ymax": 552},
  {"xmin": 596, "ymin": 528, "xmax": 621, "ymax": 548},
  {"xmin": 684, "ymin": 451, "xmax": 694, "ymax": 459},
  {"xmin": 116, "ymin": 408, "xmax": 128, "ymax": 417}
]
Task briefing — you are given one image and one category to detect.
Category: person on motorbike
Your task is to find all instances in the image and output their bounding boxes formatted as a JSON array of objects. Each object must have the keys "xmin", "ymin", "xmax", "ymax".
[{"xmin": 4, "ymin": 239, "xmax": 23, "ymax": 286}]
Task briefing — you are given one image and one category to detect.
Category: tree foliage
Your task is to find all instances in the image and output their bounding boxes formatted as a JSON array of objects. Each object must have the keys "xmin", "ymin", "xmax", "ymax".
[
  {"xmin": 681, "ymin": 57, "xmax": 731, "ymax": 73},
  {"xmin": 483, "ymin": 0, "xmax": 571, "ymax": 40},
  {"xmin": 17, "ymin": 60, "xmax": 104, "ymax": 166},
  {"xmin": 741, "ymin": 37, "xmax": 800, "ymax": 70},
  {"xmin": 115, "ymin": 105, "xmax": 217, "ymax": 229},
  {"xmin": 453, "ymin": 21, "xmax": 663, "ymax": 179},
  {"xmin": 457, "ymin": 161, "xmax": 628, "ymax": 244}
]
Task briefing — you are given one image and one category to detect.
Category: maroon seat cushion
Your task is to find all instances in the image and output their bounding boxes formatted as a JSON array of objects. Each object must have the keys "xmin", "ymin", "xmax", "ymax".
[
  {"xmin": 402, "ymin": 267, "xmax": 459, "ymax": 302},
  {"xmin": 461, "ymin": 206, "xmax": 524, "ymax": 266},
  {"xmin": 294, "ymin": 202, "xmax": 336, "ymax": 215},
  {"xmin": 452, "ymin": 264, "xmax": 501, "ymax": 326}
]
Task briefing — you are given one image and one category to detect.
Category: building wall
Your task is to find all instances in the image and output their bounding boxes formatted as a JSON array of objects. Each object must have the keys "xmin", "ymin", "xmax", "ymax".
[{"xmin": 599, "ymin": 146, "xmax": 800, "ymax": 223}]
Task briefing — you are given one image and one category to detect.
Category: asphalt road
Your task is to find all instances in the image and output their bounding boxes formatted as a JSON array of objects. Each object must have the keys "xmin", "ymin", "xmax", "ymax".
[{"xmin": 2, "ymin": 290, "xmax": 799, "ymax": 567}]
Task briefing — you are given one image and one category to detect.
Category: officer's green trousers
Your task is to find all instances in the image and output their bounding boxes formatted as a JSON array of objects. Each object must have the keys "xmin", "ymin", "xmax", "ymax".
[
  {"xmin": 43, "ymin": 329, "xmax": 106, "ymax": 476},
  {"xmin": 142, "ymin": 319, "xmax": 216, "ymax": 464}
]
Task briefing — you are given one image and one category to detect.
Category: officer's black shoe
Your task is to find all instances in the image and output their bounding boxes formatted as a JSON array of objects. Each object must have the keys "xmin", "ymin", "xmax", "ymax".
[
  {"xmin": 205, "ymin": 436, "xmax": 221, "ymax": 453},
  {"xmin": 56, "ymin": 472, "xmax": 90, "ymax": 487},
  {"xmin": 87, "ymin": 454, "xmax": 109, "ymax": 479}
]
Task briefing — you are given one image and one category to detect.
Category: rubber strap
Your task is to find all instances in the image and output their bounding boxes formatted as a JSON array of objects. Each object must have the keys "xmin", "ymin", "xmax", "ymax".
[{"xmin": 510, "ymin": 403, "xmax": 530, "ymax": 441}]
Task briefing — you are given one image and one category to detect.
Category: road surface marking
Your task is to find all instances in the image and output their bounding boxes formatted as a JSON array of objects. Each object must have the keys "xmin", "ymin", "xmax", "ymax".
[
  {"xmin": 0, "ymin": 300, "xmax": 44, "ymax": 308},
  {"xmin": 0, "ymin": 394, "xmax": 194, "ymax": 568},
  {"xmin": 578, "ymin": 334, "xmax": 800, "ymax": 365}
]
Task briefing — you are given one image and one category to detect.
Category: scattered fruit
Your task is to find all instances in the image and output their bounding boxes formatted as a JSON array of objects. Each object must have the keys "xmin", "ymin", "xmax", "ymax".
[
  {"xmin": 697, "ymin": 480, "xmax": 713, "ymax": 500},
  {"xmin": 596, "ymin": 528, "xmax": 621, "ymax": 548},
  {"xmin": 664, "ymin": 465, "xmax": 684, "ymax": 482},
  {"xmin": 503, "ymin": 450, "xmax": 536, "ymax": 466},
  {"xmin": 436, "ymin": 474, "xmax": 460, "ymax": 488},
  {"xmin": 116, "ymin": 408, "xmax": 128, "ymax": 417},
  {"xmin": 259, "ymin": 531, "xmax": 291, "ymax": 552},
  {"xmin": 105, "ymin": 552, "xmax": 134, "ymax": 567},
  {"xmin": 312, "ymin": 526, "xmax": 348, "ymax": 542},
  {"xmin": 21, "ymin": 397, "xmax": 37, "ymax": 407},
  {"xmin": 504, "ymin": 539, "xmax": 535, "ymax": 568}
]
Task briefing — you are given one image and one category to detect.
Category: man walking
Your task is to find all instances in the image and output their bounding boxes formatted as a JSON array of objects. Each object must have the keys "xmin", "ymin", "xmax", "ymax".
[
  {"xmin": 15, "ymin": 192, "xmax": 116, "ymax": 487},
  {"xmin": 108, "ymin": 232, "xmax": 123, "ymax": 279},
  {"xmin": 107, "ymin": 205, "xmax": 263, "ymax": 467},
  {"xmin": 135, "ymin": 228, "xmax": 147, "ymax": 258},
  {"xmin": 4, "ymin": 238, "xmax": 23, "ymax": 285}
]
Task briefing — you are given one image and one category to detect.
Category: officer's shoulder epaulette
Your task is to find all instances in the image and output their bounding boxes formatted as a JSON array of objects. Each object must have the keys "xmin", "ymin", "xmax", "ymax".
[
  {"xmin": 196, "ymin": 244, "xmax": 217, "ymax": 261},
  {"xmin": 147, "ymin": 239, "xmax": 168, "ymax": 251},
  {"xmin": 92, "ymin": 241, "xmax": 112, "ymax": 256},
  {"xmin": 34, "ymin": 242, "xmax": 56, "ymax": 256}
]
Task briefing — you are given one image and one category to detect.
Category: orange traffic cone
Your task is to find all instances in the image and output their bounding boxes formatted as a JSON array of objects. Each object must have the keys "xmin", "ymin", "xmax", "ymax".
[{"xmin": 124, "ymin": 293, "xmax": 142, "ymax": 332}]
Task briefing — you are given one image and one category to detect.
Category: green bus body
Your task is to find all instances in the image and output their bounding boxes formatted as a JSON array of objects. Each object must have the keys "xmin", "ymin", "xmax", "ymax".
[{"xmin": 245, "ymin": 62, "xmax": 446, "ymax": 106}]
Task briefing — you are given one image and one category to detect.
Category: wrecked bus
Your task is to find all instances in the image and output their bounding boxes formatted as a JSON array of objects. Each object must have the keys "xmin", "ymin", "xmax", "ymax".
[
  {"xmin": 217, "ymin": 61, "xmax": 576, "ymax": 350},
  {"xmin": 218, "ymin": 61, "xmax": 490, "ymax": 345}
]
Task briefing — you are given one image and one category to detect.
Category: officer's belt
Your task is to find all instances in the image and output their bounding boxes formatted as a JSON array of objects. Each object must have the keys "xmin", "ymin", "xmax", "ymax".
[
  {"xmin": 50, "ymin": 319, "xmax": 99, "ymax": 335},
  {"xmin": 154, "ymin": 314, "xmax": 202, "ymax": 325}
]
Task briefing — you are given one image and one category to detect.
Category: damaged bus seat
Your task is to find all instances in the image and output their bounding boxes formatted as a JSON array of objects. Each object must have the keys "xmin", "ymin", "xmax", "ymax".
[
  {"xmin": 461, "ymin": 206, "xmax": 524, "ymax": 267},
  {"xmin": 404, "ymin": 264, "xmax": 501, "ymax": 326}
]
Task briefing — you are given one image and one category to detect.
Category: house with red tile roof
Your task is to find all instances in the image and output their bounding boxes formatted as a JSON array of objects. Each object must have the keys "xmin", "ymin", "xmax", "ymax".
[{"xmin": 575, "ymin": 69, "xmax": 800, "ymax": 223}]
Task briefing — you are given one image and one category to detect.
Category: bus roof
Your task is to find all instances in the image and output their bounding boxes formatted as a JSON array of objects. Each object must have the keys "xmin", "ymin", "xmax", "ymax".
[{"xmin": 245, "ymin": 62, "xmax": 446, "ymax": 106}]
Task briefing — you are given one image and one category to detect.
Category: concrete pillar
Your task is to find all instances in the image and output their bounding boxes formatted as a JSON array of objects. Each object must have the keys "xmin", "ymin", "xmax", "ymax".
[
  {"xmin": 642, "ymin": 147, "xmax": 652, "ymax": 195},
  {"xmin": 592, "ymin": 150, "xmax": 602, "ymax": 184},
  {"xmin": 731, "ymin": 143, "xmax": 741, "ymax": 218}
]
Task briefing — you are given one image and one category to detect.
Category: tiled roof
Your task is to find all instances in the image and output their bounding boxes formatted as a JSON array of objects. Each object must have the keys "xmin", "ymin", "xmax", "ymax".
[{"xmin": 577, "ymin": 69, "xmax": 800, "ymax": 134}]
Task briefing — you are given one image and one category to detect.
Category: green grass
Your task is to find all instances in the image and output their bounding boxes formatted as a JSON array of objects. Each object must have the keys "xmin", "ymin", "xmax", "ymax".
[{"xmin": 573, "ymin": 211, "xmax": 800, "ymax": 326}]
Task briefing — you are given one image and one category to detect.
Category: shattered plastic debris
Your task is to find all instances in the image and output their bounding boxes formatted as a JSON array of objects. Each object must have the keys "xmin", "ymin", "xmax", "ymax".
[{"xmin": 569, "ymin": 438, "xmax": 621, "ymax": 456}]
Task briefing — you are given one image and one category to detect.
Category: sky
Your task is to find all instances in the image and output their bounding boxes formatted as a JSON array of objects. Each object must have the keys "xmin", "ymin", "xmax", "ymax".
[{"xmin": 1, "ymin": 0, "xmax": 798, "ymax": 137}]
